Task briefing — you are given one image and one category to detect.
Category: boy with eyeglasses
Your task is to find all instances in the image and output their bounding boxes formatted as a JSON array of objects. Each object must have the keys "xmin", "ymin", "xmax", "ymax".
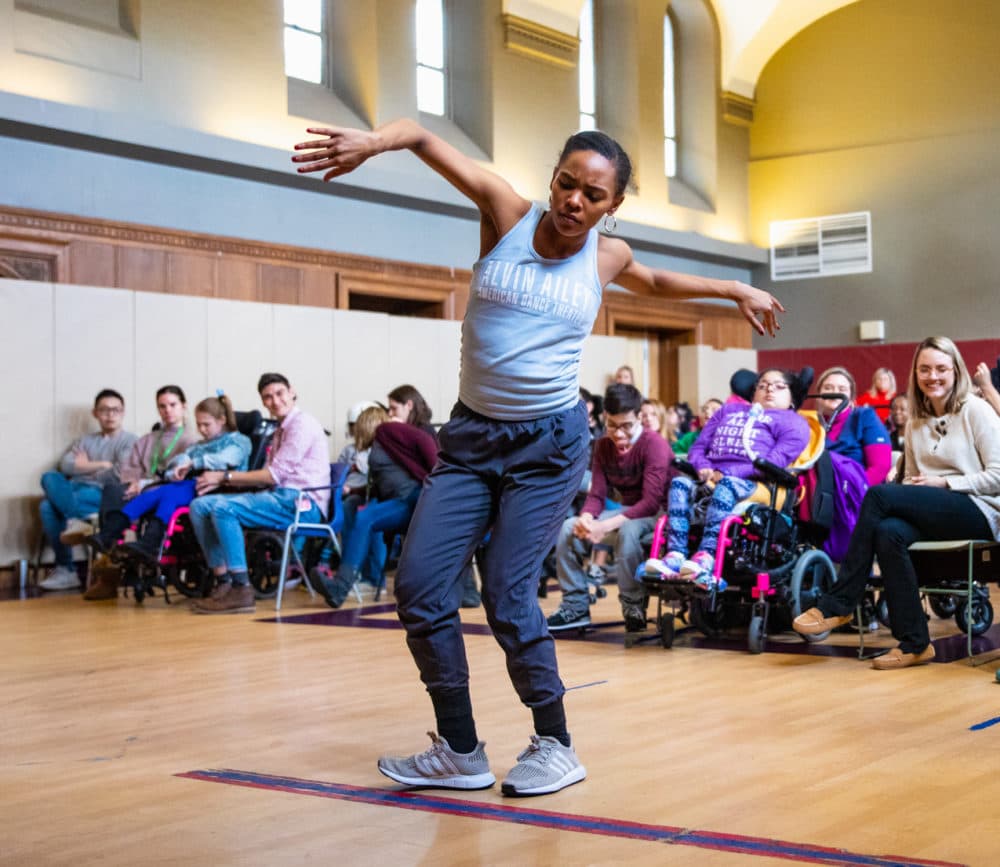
[
  {"xmin": 39, "ymin": 389, "xmax": 138, "ymax": 591},
  {"xmin": 547, "ymin": 383, "xmax": 672, "ymax": 633}
]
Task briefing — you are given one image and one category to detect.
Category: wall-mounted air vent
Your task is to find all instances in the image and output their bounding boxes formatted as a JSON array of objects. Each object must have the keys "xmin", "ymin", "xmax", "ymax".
[{"xmin": 769, "ymin": 211, "xmax": 872, "ymax": 282}]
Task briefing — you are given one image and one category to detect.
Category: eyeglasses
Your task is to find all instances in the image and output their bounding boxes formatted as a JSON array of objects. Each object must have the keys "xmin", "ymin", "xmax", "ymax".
[
  {"xmin": 916, "ymin": 366, "xmax": 954, "ymax": 379},
  {"xmin": 95, "ymin": 406, "xmax": 123, "ymax": 415},
  {"xmin": 606, "ymin": 419, "xmax": 639, "ymax": 435},
  {"xmin": 755, "ymin": 380, "xmax": 789, "ymax": 393}
]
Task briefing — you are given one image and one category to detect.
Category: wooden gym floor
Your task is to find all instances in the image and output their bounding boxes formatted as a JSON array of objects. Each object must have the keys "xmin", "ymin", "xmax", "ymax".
[{"xmin": 3, "ymin": 580, "xmax": 1000, "ymax": 867}]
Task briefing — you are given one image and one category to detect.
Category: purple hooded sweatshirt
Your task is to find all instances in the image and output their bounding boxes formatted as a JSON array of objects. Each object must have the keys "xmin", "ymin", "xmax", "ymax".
[{"xmin": 688, "ymin": 402, "xmax": 809, "ymax": 479}]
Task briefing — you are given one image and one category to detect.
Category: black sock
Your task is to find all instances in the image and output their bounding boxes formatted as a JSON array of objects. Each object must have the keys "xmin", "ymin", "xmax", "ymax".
[
  {"xmin": 430, "ymin": 687, "xmax": 478, "ymax": 753},
  {"xmin": 228, "ymin": 569, "xmax": 249, "ymax": 586},
  {"xmin": 532, "ymin": 698, "xmax": 570, "ymax": 747}
]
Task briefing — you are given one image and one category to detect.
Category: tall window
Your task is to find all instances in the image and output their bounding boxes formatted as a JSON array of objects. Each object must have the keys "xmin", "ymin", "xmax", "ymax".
[
  {"xmin": 578, "ymin": 0, "xmax": 596, "ymax": 131},
  {"xmin": 416, "ymin": 0, "xmax": 446, "ymax": 116},
  {"xmin": 284, "ymin": 0, "xmax": 324, "ymax": 84},
  {"xmin": 663, "ymin": 12, "xmax": 677, "ymax": 178}
]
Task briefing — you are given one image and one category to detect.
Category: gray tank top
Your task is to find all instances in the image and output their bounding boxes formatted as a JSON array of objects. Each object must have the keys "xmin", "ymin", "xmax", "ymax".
[{"xmin": 459, "ymin": 204, "xmax": 602, "ymax": 421}]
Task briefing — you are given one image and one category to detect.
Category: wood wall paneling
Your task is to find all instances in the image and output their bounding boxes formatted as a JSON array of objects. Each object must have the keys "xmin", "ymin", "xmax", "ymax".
[
  {"xmin": 68, "ymin": 240, "xmax": 115, "ymax": 287},
  {"xmin": 167, "ymin": 250, "xmax": 218, "ymax": 297},
  {"xmin": 259, "ymin": 262, "xmax": 302, "ymax": 306},
  {"xmin": 117, "ymin": 247, "xmax": 167, "ymax": 293},
  {"xmin": 217, "ymin": 257, "xmax": 258, "ymax": 301},
  {"xmin": 300, "ymin": 267, "xmax": 337, "ymax": 308}
]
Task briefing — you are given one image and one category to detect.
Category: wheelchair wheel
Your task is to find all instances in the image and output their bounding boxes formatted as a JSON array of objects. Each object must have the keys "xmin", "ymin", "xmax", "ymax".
[
  {"xmin": 165, "ymin": 562, "xmax": 211, "ymax": 598},
  {"xmin": 789, "ymin": 549, "xmax": 836, "ymax": 642},
  {"xmin": 748, "ymin": 614, "xmax": 766, "ymax": 654},
  {"xmin": 955, "ymin": 592, "xmax": 994, "ymax": 637},
  {"xmin": 689, "ymin": 596, "xmax": 726, "ymax": 638},
  {"xmin": 928, "ymin": 594, "xmax": 958, "ymax": 619},
  {"xmin": 247, "ymin": 532, "xmax": 284, "ymax": 598},
  {"xmin": 659, "ymin": 614, "xmax": 675, "ymax": 649}
]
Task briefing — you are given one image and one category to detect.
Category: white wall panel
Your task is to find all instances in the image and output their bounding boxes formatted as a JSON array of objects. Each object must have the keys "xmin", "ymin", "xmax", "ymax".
[
  {"xmin": 579, "ymin": 334, "xmax": 629, "ymax": 398},
  {"xmin": 331, "ymin": 310, "xmax": 392, "ymax": 454},
  {"xmin": 0, "ymin": 280, "xmax": 55, "ymax": 561},
  {"xmin": 204, "ymin": 297, "xmax": 274, "ymax": 417},
  {"xmin": 53, "ymin": 284, "xmax": 135, "ymax": 436},
  {"xmin": 134, "ymin": 291, "xmax": 208, "ymax": 431},
  {"xmin": 387, "ymin": 317, "xmax": 461, "ymax": 426},
  {"xmin": 273, "ymin": 304, "xmax": 336, "ymax": 434}
]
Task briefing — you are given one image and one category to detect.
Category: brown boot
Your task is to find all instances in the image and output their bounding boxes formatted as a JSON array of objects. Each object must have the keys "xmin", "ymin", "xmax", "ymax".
[
  {"xmin": 192, "ymin": 582, "xmax": 255, "ymax": 615},
  {"xmin": 83, "ymin": 556, "xmax": 121, "ymax": 601}
]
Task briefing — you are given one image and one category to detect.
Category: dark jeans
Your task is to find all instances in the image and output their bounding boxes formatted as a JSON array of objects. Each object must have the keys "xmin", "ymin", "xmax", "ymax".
[
  {"xmin": 819, "ymin": 483, "xmax": 992, "ymax": 653},
  {"xmin": 394, "ymin": 400, "xmax": 589, "ymax": 709}
]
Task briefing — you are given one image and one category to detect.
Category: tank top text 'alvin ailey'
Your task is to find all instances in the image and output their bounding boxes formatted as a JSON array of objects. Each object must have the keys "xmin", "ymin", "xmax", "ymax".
[{"xmin": 459, "ymin": 204, "xmax": 603, "ymax": 421}]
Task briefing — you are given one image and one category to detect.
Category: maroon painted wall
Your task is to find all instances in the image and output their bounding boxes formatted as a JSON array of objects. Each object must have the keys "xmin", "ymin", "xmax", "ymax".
[{"xmin": 758, "ymin": 339, "xmax": 1000, "ymax": 394}]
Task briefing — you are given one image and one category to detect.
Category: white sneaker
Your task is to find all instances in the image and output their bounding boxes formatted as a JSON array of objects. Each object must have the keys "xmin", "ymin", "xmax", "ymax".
[
  {"xmin": 59, "ymin": 518, "xmax": 96, "ymax": 546},
  {"xmin": 501, "ymin": 735, "xmax": 587, "ymax": 796},
  {"xmin": 39, "ymin": 565, "xmax": 82, "ymax": 591},
  {"xmin": 378, "ymin": 732, "xmax": 496, "ymax": 790}
]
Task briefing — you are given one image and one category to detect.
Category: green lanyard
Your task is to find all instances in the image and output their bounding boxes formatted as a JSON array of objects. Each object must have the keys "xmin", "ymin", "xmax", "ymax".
[{"xmin": 150, "ymin": 426, "xmax": 185, "ymax": 475}]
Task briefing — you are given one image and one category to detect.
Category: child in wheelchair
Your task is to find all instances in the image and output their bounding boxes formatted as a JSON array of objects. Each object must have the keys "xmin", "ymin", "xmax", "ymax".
[
  {"xmin": 652, "ymin": 368, "xmax": 810, "ymax": 588},
  {"xmin": 88, "ymin": 395, "xmax": 251, "ymax": 563}
]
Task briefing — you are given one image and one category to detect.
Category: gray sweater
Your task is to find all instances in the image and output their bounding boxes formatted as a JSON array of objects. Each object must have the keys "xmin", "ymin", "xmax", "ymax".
[
  {"xmin": 58, "ymin": 430, "xmax": 139, "ymax": 487},
  {"xmin": 904, "ymin": 395, "xmax": 1000, "ymax": 539}
]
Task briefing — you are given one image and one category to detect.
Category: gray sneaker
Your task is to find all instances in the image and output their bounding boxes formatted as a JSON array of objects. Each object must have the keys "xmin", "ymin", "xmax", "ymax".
[
  {"xmin": 378, "ymin": 732, "xmax": 496, "ymax": 790},
  {"xmin": 501, "ymin": 735, "xmax": 587, "ymax": 796}
]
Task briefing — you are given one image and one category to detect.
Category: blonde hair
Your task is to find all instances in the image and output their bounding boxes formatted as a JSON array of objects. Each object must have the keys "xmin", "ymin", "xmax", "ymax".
[
  {"xmin": 869, "ymin": 366, "xmax": 897, "ymax": 396},
  {"xmin": 907, "ymin": 336, "xmax": 972, "ymax": 420},
  {"xmin": 354, "ymin": 405, "xmax": 389, "ymax": 450},
  {"xmin": 641, "ymin": 399, "xmax": 671, "ymax": 441},
  {"xmin": 194, "ymin": 394, "xmax": 237, "ymax": 431},
  {"xmin": 817, "ymin": 366, "xmax": 857, "ymax": 402}
]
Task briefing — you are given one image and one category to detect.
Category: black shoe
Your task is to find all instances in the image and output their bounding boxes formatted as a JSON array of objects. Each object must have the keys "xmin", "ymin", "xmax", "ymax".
[
  {"xmin": 123, "ymin": 518, "xmax": 166, "ymax": 564},
  {"xmin": 313, "ymin": 567, "xmax": 354, "ymax": 609},
  {"xmin": 624, "ymin": 613, "xmax": 647, "ymax": 633},
  {"xmin": 546, "ymin": 607, "xmax": 590, "ymax": 631},
  {"xmin": 87, "ymin": 509, "xmax": 131, "ymax": 555}
]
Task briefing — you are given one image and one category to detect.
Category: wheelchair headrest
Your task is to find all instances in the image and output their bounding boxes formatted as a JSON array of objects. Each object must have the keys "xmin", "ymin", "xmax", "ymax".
[
  {"xmin": 234, "ymin": 409, "xmax": 262, "ymax": 437},
  {"xmin": 793, "ymin": 411, "xmax": 827, "ymax": 471}
]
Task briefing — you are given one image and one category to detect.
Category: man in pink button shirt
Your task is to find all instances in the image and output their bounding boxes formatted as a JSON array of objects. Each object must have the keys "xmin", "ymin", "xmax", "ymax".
[{"xmin": 188, "ymin": 373, "xmax": 330, "ymax": 614}]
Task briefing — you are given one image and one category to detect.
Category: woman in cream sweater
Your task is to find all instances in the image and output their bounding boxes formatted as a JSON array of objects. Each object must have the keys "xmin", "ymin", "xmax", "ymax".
[{"xmin": 793, "ymin": 336, "xmax": 1000, "ymax": 669}]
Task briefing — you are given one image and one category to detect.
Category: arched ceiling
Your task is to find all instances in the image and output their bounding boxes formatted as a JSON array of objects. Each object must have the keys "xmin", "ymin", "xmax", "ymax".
[{"xmin": 503, "ymin": 0, "xmax": 862, "ymax": 97}]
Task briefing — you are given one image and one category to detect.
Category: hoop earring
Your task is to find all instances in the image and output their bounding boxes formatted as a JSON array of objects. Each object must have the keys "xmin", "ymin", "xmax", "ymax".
[{"xmin": 603, "ymin": 214, "xmax": 617, "ymax": 234}]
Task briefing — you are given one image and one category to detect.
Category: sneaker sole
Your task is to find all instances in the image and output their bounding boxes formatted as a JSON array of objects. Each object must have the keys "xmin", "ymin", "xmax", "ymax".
[
  {"xmin": 377, "ymin": 763, "xmax": 496, "ymax": 790},
  {"xmin": 547, "ymin": 617, "xmax": 591, "ymax": 632},
  {"xmin": 501, "ymin": 764, "xmax": 587, "ymax": 797}
]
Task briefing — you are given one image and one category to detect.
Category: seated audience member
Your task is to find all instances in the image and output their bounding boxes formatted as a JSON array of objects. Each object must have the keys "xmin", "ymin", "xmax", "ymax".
[
  {"xmin": 546, "ymin": 383, "xmax": 672, "ymax": 634},
  {"xmin": 794, "ymin": 337, "xmax": 1000, "ymax": 669},
  {"xmin": 38, "ymin": 389, "xmax": 138, "ymax": 591},
  {"xmin": 805, "ymin": 367, "xmax": 891, "ymax": 560},
  {"xmin": 727, "ymin": 369, "xmax": 758, "ymax": 404},
  {"xmin": 855, "ymin": 367, "xmax": 897, "ymax": 423},
  {"xmin": 973, "ymin": 360, "xmax": 1000, "ymax": 418},
  {"xmin": 888, "ymin": 393, "xmax": 910, "ymax": 453},
  {"xmin": 387, "ymin": 384, "xmax": 436, "ymax": 438},
  {"xmin": 339, "ymin": 401, "xmax": 380, "ymax": 496},
  {"xmin": 187, "ymin": 373, "xmax": 330, "ymax": 615},
  {"xmin": 671, "ymin": 402, "xmax": 694, "ymax": 439},
  {"xmin": 88, "ymin": 395, "xmax": 251, "ymax": 570},
  {"xmin": 313, "ymin": 403, "xmax": 386, "ymax": 589},
  {"xmin": 312, "ymin": 405, "xmax": 439, "ymax": 608},
  {"xmin": 660, "ymin": 369, "xmax": 810, "ymax": 586},
  {"xmin": 639, "ymin": 398, "xmax": 670, "ymax": 443},
  {"xmin": 99, "ymin": 385, "xmax": 199, "ymax": 520},
  {"xmin": 673, "ymin": 398, "xmax": 723, "ymax": 457},
  {"xmin": 614, "ymin": 365, "xmax": 636, "ymax": 386}
]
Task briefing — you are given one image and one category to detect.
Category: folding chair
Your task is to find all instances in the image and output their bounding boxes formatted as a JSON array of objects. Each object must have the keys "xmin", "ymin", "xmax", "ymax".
[
  {"xmin": 274, "ymin": 462, "xmax": 351, "ymax": 612},
  {"xmin": 858, "ymin": 539, "xmax": 1000, "ymax": 663}
]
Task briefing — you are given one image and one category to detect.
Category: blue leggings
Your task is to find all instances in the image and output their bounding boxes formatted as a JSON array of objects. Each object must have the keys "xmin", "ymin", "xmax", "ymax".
[
  {"xmin": 122, "ymin": 479, "xmax": 198, "ymax": 525},
  {"xmin": 667, "ymin": 475, "xmax": 757, "ymax": 556}
]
